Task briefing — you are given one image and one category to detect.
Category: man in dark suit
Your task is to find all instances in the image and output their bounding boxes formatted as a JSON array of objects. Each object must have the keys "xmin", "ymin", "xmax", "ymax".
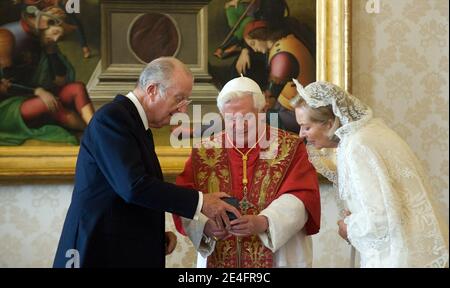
[{"xmin": 53, "ymin": 57, "xmax": 240, "ymax": 268}]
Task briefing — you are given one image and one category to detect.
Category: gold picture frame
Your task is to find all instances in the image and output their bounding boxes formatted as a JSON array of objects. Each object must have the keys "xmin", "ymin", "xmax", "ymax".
[{"xmin": 0, "ymin": 0, "xmax": 351, "ymax": 181}]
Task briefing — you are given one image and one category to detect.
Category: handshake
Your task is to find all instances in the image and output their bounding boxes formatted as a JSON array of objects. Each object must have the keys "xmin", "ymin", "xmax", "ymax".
[{"xmin": 201, "ymin": 192, "xmax": 269, "ymax": 240}]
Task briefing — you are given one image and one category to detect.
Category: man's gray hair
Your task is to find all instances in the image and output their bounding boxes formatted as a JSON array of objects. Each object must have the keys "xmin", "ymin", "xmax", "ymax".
[
  {"xmin": 217, "ymin": 91, "xmax": 266, "ymax": 112},
  {"xmin": 138, "ymin": 57, "xmax": 192, "ymax": 97}
]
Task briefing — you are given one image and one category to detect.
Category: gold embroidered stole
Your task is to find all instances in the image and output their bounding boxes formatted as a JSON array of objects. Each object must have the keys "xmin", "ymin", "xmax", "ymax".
[{"xmin": 191, "ymin": 129, "xmax": 300, "ymax": 268}]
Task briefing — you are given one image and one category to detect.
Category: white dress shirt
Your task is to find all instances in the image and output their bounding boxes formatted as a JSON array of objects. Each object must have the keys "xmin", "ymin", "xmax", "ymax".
[{"xmin": 125, "ymin": 92, "xmax": 203, "ymax": 220}]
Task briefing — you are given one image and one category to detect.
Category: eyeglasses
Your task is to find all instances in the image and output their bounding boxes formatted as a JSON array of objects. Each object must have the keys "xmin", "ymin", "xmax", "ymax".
[{"xmin": 175, "ymin": 99, "xmax": 192, "ymax": 110}]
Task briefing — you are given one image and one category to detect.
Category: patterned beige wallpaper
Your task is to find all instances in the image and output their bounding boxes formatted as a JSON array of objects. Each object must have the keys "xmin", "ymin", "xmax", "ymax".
[
  {"xmin": 0, "ymin": 0, "xmax": 448, "ymax": 268},
  {"xmin": 352, "ymin": 0, "xmax": 449, "ymax": 223},
  {"xmin": 0, "ymin": 185, "xmax": 72, "ymax": 267}
]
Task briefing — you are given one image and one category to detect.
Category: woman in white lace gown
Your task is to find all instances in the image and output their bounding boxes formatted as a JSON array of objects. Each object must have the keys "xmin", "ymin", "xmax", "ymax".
[{"xmin": 291, "ymin": 80, "xmax": 449, "ymax": 268}]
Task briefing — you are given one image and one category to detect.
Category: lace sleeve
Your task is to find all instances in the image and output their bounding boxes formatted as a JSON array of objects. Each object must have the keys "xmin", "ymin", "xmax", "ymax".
[{"xmin": 342, "ymin": 144, "xmax": 390, "ymax": 253}]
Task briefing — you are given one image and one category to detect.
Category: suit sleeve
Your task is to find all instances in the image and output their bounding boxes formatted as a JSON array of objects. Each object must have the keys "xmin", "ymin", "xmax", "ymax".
[
  {"xmin": 172, "ymin": 155, "xmax": 196, "ymax": 235},
  {"xmin": 88, "ymin": 109, "xmax": 199, "ymax": 219},
  {"xmin": 172, "ymin": 154, "xmax": 216, "ymax": 256}
]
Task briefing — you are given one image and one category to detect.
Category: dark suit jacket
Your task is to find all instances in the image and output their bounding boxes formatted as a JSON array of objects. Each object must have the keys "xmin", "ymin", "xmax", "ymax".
[{"xmin": 53, "ymin": 95, "xmax": 199, "ymax": 268}]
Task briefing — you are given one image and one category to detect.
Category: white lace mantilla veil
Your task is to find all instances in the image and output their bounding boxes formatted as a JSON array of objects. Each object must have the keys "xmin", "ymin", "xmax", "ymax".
[
  {"xmin": 291, "ymin": 80, "xmax": 449, "ymax": 268},
  {"xmin": 290, "ymin": 79, "xmax": 373, "ymax": 187}
]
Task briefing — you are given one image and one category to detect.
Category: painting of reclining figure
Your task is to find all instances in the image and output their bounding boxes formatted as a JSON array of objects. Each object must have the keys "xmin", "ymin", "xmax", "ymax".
[{"xmin": 0, "ymin": 0, "xmax": 98, "ymax": 146}]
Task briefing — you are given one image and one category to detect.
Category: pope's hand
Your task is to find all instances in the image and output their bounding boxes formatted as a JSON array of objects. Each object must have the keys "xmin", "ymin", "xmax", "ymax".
[{"xmin": 229, "ymin": 215, "xmax": 269, "ymax": 237}]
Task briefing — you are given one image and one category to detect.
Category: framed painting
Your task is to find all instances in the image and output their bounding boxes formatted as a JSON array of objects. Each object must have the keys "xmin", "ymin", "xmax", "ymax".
[{"xmin": 0, "ymin": 0, "xmax": 351, "ymax": 180}]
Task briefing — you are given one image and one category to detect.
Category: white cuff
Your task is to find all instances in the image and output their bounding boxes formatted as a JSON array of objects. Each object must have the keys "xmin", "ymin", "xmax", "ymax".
[
  {"xmin": 198, "ymin": 233, "xmax": 216, "ymax": 258},
  {"xmin": 192, "ymin": 191, "xmax": 203, "ymax": 221},
  {"xmin": 258, "ymin": 194, "xmax": 307, "ymax": 252},
  {"xmin": 181, "ymin": 212, "xmax": 215, "ymax": 257}
]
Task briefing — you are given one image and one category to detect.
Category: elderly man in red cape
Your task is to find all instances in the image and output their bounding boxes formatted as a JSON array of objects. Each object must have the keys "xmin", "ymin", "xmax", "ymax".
[{"xmin": 173, "ymin": 76, "xmax": 320, "ymax": 268}]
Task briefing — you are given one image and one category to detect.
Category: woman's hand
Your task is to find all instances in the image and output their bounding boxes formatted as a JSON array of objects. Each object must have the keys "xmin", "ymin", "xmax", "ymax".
[
  {"xmin": 235, "ymin": 48, "xmax": 251, "ymax": 75},
  {"xmin": 165, "ymin": 231, "xmax": 177, "ymax": 255},
  {"xmin": 229, "ymin": 215, "xmax": 269, "ymax": 237},
  {"xmin": 337, "ymin": 219, "xmax": 348, "ymax": 241},
  {"xmin": 337, "ymin": 209, "xmax": 351, "ymax": 244}
]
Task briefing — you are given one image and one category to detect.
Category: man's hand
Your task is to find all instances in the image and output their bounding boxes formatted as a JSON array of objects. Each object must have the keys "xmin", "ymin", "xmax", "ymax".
[
  {"xmin": 204, "ymin": 219, "xmax": 230, "ymax": 241},
  {"xmin": 202, "ymin": 192, "xmax": 242, "ymax": 230},
  {"xmin": 34, "ymin": 87, "xmax": 58, "ymax": 113},
  {"xmin": 165, "ymin": 231, "xmax": 177, "ymax": 255},
  {"xmin": 229, "ymin": 215, "xmax": 269, "ymax": 237}
]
